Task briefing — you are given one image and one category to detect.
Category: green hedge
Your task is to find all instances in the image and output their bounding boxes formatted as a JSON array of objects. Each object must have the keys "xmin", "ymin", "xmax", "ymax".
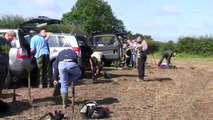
[{"xmin": 177, "ymin": 36, "xmax": 213, "ymax": 56}]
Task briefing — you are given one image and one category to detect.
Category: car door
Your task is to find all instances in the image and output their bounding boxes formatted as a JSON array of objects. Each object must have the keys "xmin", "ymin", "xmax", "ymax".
[{"xmin": 91, "ymin": 34, "xmax": 123, "ymax": 61}]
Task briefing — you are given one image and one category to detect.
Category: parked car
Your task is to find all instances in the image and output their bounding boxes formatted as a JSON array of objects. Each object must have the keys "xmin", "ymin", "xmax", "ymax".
[
  {"xmin": 0, "ymin": 17, "xmax": 61, "ymax": 86},
  {"xmin": 24, "ymin": 33, "xmax": 93, "ymax": 76},
  {"xmin": 47, "ymin": 33, "xmax": 93, "ymax": 73},
  {"xmin": 89, "ymin": 32, "xmax": 124, "ymax": 66}
]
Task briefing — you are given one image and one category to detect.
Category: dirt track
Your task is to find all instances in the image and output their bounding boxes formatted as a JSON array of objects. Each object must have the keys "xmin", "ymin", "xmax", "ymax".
[{"xmin": 1, "ymin": 59, "xmax": 213, "ymax": 120}]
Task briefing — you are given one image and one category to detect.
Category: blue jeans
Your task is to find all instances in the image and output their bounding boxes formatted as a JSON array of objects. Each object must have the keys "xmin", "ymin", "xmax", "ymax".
[
  {"xmin": 58, "ymin": 61, "xmax": 82, "ymax": 94},
  {"xmin": 130, "ymin": 54, "xmax": 136, "ymax": 66}
]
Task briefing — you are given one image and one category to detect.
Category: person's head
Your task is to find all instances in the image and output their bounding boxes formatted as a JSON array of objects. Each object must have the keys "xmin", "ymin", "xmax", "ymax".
[
  {"xmin": 29, "ymin": 30, "xmax": 37, "ymax": 37},
  {"xmin": 39, "ymin": 29, "xmax": 47, "ymax": 37},
  {"xmin": 127, "ymin": 39, "xmax": 131, "ymax": 44},
  {"xmin": 136, "ymin": 36, "xmax": 143, "ymax": 43},
  {"xmin": 4, "ymin": 31, "xmax": 16, "ymax": 43},
  {"xmin": 118, "ymin": 35, "xmax": 123, "ymax": 40}
]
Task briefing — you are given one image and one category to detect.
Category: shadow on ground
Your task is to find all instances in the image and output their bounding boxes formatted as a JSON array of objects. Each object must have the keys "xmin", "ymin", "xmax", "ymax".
[
  {"xmin": 75, "ymin": 97, "xmax": 119, "ymax": 106},
  {"xmin": 145, "ymin": 77, "xmax": 172, "ymax": 82},
  {"xmin": 109, "ymin": 73, "xmax": 138, "ymax": 78},
  {"xmin": 32, "ymin": 96, "xmax": 64, "ymax": 107},
  {"xmin": 0, "ymin": 100, "xmax": 31, "ymax": 118}
]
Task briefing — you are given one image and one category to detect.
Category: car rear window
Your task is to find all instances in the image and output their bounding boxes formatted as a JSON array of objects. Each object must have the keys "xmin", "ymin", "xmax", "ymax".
[
  {"xmin": 57, "ymin": 36, "xmax": 70, "ymax": 47},
  {"xmin": 94, "ymin": 35, "xmax": 119, "ymax": 46},
  {"xmin": 48, "ymin": 36, "xmax": 59, "ymax": 47}
]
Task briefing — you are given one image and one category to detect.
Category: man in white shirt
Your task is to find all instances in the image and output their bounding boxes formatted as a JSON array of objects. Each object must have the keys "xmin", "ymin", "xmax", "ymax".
[
  {"xmin": 136, "ymin": 36, "xmax": 148, "ymax": 81},
  {"xmin": 89, "ymin": 51, "xmax": 104, "ymax": 81}
]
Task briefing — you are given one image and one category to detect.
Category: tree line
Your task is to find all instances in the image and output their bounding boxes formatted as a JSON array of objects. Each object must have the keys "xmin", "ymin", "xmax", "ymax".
[{"xmin": 0, "ymin": 0, "xmax": 212, "ymax": 57}]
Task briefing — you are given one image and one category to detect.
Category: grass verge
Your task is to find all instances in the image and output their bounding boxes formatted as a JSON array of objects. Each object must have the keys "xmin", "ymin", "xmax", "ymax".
[{"xmin": 150, "ymin": 52, "xmax": 213, "ymax": 61}]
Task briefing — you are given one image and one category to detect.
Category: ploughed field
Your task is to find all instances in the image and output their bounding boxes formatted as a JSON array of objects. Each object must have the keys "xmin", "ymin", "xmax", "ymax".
[{"xmin": 1, "ymin": 58, "xmax": 213, "ymax": 120}]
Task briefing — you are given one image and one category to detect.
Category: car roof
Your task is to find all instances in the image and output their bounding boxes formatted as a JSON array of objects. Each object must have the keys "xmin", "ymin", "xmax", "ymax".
[
  {"xmin": 93, "ymin": 34, "xmax": 117, "ymax": 37},
  {"xmin": 19, "ymin": 17, "xmax": 60, "ymax": 28},
  {"xmin": 50, "ymin": 33, "xmax": 86, "ymax": 37}
]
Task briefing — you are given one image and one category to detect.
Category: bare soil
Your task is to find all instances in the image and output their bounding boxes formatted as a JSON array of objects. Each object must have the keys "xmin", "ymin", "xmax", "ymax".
[{"xmin": 1, "ymin": 58, "xmax": 213, "ymax": 120}]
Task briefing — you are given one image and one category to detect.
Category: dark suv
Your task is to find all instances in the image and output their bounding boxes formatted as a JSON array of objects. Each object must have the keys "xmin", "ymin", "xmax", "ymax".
[{"xmin": 89, "ymin": 32, "xmax": 124, "ymax": 66}]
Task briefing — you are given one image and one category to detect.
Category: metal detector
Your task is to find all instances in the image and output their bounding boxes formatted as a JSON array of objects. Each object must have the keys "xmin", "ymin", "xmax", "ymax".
[
  {"xmin": 27, "ymin": 69, "xmax": 33, "ymax": 105},
  {"xmin": 71, "ymin": 81, "xmax": 75, "ymax": 119},
  {"xmin": 151, "ymin": 53, "xmax": 157, "ymax": 65}
]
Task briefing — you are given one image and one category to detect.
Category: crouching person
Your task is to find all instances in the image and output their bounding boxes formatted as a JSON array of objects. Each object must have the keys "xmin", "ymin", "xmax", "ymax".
[
  {"xmin": 89, "ymin": 51, "xmax": 104, "ymax": 81},
  {"xmin": 52, "ymin": 49, "xmax": 82, "ymax": 108}
]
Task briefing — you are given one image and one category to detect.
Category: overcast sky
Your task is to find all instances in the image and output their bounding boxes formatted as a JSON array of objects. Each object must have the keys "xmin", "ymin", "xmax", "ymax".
[{"xmin": 0, "ymin": 0, "xmax": 212, "ymax": 42}]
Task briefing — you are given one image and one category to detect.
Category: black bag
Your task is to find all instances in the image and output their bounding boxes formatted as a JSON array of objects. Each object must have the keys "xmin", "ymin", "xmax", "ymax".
[{"xmin": 80, "ymin": 101, "xmax": 109, "ymax": 119}]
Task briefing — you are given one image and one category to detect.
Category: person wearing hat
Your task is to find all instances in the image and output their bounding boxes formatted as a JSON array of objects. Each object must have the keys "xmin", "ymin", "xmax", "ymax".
[
  {"xmin": 0, "ymin": 31, "xmax": 16, "ymax": 94},
  {"xmin": 158, "ymin": 50, "xmax": 176, "ymax": 67},
  {"xmin": 136, "ymin": 36, "xmax": 148, "ymax": 81}
]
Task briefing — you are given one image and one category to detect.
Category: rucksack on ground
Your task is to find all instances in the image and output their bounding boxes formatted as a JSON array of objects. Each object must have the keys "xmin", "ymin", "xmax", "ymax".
[{"xmin": 80, "ymin": 101, "xmax": 109, "ymax": 119}]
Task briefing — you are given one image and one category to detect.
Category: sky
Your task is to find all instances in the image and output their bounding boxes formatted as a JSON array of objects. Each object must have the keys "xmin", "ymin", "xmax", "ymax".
[{"xmin": 0, "ymin": 0, "xmax": 212, "ymax": 42}]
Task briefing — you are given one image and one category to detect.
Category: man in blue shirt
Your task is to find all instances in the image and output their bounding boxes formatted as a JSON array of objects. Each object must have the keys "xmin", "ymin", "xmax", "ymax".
[
  {"xmin": 30, "ymin": 29, "xmax": 50, "ymax": 88},
  {"xmin": 52, "ymin": 49, "xmax": 82, "ymax": 108}
]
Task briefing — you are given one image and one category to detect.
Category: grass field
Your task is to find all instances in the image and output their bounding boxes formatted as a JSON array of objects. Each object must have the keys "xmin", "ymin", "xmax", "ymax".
[{"xmin": 151, "ymin": 52, "xmax": 213, "ymax": 61}]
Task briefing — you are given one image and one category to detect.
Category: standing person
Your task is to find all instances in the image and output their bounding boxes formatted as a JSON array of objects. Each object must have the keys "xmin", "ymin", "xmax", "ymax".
[
  {"xmin": 0, "ymin": 31, "xmax": 16, "ymax": 94},
  {"xmin": 158, "ymin": 50, "xmax": 176, "ymax": 67},
  {"xmin": 30, "ymin": 29, "xmax": 50, "ymax": 88},
  {"xmin": 52, "ymin": 49, "xmax": 82, "ymax": 108},
  {"xmin": 136, "ymin": 36, "xmax": 148, "ymax": 81},
  {"xmin": 123, "ymin": 39, "xmax": 132, "ymax": 68},
  {"xmin": 130, "ymin": 39, "xmax": 137, "ymax": 68}
]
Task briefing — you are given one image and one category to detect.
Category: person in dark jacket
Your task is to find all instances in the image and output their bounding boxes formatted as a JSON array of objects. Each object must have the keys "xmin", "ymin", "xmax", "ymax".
[
  {"xmin": 52, "ymin": 49, "xmax": 82, "ymax": 108},
  {"xmin": 0, "ymin": 31, "xmax": 16, "ymax": 94},
  {"xmin": 158, "ymin": 50, "xmax": 176, "ymax": 67},
  {"xmin": 0, "ymin": 31, "xmax": 16, "ymax": 113}
]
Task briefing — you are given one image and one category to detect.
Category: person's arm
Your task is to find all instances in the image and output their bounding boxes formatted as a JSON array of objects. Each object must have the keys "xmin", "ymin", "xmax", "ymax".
[
  {"xmin": 30, "ymin": 36, "xmax": 36, "ymax": 54},
  {"xmin": 45, "ymin": 32, "xmax": 51, "ymax": 41},
  {"xmin": 89, "ymin": 58, "xmax": 94, "ymax": 74},
  {"xmin": 141, "ymin": 40, "xmax": 148, "ymax": 51},
  {"xmin": 53, "ymin": 53, "xmax": 60, "ymax": 81},
  {"xmin": 158, "ymin": 56, "xmax": 164, "ymax": 67}
]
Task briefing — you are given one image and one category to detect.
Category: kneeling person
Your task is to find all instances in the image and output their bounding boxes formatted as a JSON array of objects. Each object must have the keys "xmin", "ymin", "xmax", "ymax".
[{"xmin": 52, "ymin": 49, "xmax": 82, "ymax": 108}]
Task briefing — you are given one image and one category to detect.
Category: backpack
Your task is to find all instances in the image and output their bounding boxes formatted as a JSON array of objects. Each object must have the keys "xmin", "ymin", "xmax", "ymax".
[{"xmin": 80, "ymin": 101, "xmax": 109, "ymax": 119}]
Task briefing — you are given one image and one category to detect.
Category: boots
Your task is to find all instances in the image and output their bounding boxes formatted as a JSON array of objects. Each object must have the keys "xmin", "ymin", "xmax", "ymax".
[{"xmin": 61, "ymin": 93, "xmax": 68, "ymax": 108}]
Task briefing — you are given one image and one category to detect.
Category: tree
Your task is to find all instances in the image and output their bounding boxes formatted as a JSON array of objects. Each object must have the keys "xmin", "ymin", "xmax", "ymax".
[
  {"xmin": 61, "ymin": 0, "xmax": 126, "ymax": 35},
  {"xmin": 0, "ymin": 15, "xmax": 28, "ymax": 29}
]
